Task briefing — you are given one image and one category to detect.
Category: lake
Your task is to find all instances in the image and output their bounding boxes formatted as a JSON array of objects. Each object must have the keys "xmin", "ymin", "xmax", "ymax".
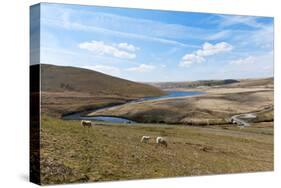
[
  {"xmin": 62, "ymin": 90, "xmax": 205, "ymax": 123},
  {"xmin": 142, "ymin": 90, "xmax": 205, "ymax": 101}
]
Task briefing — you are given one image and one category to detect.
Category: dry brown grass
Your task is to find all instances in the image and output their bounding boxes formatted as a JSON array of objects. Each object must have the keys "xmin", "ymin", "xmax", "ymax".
[
  {"xmin": 38, "ymin": 63, "xmax": 165, "ymax": 117},
  {"xmin": 41, "ymin": 91, "xmax": 131, "ymax": 117},
  {"xmin": 39, "ymin": 77, "xmax": 274, "ymax": 185},
  {"xmin": 40, "ymin": 116, "xmax": 273, "ymax": 185},
  {"xmin": 88, "ymin": 87, "xmax": 273, "ymax": 125}
]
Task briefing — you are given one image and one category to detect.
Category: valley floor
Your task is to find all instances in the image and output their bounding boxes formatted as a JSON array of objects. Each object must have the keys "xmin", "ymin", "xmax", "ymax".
[{"xmin": 88, "ymin": 86, "xmax": 274, "ymax": 125}]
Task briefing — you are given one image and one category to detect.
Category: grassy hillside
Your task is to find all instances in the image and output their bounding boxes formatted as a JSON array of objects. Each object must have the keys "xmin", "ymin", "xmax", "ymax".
[
  {"xmin": 40, "ymin": 116, "xmax": 273, "ymax": 185},
  {"xmin": 40, "ymin": 64, "xmax": 164, "ymax": 98},
  {"xmin": 35, "ymin": 64, "xmax": 165, "ymax": 117}
]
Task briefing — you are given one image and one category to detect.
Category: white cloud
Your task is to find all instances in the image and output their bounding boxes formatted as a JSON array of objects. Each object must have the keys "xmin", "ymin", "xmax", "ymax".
[
  {"xmin": 126, "ymin": 64, "xmax": 155, "ymax": 72},
  {"xmin": 197, "ymin": 42, "xmax": 233, "ymax": 57},
  {"xmin": 79, "ymin": 40, "xmax": 136, "ymax": 59},
  {"xmin": 116, "ymin": 43, "xmax": 139, "ymax": 52},
  {"xmin": 229, "ymin": 51, "xmax": 273, "ymax": 67},
  {"xmin": 179, "ymin": 42, "xmax": 233, "ymax": 67},
  {"xmin": 82, "ymin": 65, "xmax": 121, "ymax": 76},
  {"xmin": 229, "ymin": 56, "xmax": 255, "ymax": 65},
  {"xmin": 212, "ymin": 51, "xmax": 274, "ymax": 79},
  {"xmin": 179, "ymin": 54, "xmax": 205, "ymax": 67}
]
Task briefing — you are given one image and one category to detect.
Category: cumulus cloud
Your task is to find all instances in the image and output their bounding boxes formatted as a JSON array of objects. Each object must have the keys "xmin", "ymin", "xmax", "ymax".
[
  {"xmin": 197, "ymin": 42, "xmax": 233, "ymax": 56},
  {"xmin": 126, "ymin": 64, "xmax": 155, "ymax": 72},
  {"xmin": 79, "ymin": 40, "xmax": 137, "ymax": 59},
  {"xmin": 179, "ymin": 42, "xmax": 233, "ymax": 67},
  {"xmin": 180, "ymin": 54, "xmax": 205, "ymax": 66},
  {"xmin": 116, "ymin": 43, "xmax": 139, "ymax": 52},
  {"xmin": 82, "ymin": 65, "xmax": 121, "ymax": 76}
]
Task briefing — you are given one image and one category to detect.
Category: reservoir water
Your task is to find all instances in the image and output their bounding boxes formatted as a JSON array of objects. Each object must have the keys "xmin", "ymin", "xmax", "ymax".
[
  {"xmin": 142, "ymin": 90, "xmax": 205, "ymax": 101},
  {"xmin": 62, "ymin": 90, "xmax": 205, "ymax": 123}
]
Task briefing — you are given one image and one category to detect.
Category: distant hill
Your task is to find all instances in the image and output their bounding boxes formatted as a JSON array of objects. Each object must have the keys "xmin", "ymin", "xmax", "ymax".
[
  {"xmin": 151, "ymin": 79, "xmax": 240, "ymax": 89},
  {"xmin": 39, "ymin": 64, "xmax": 165, "ymax": 98},
  {"xmin": 228, "ymin": 77, "xmax": 273, "ymax": 88}
]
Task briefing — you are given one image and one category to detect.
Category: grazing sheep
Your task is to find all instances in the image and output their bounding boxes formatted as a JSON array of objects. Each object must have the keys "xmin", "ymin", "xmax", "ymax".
[
  {"xmin": 81, "ymin": 120, "xmax": 92, "ymax": 128},
  {"xmin": 141, "ymin": 136, "xmax": 151, "ymax": 143},
  {"xmin": 156, "ymin": 136, "xmax": 168, "ymax": 147}
]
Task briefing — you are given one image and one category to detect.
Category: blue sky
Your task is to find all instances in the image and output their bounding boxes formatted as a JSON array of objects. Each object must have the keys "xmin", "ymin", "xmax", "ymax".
[{"xmin": 37, "ymin": 3, "xmax": 274, "ymax": 82}]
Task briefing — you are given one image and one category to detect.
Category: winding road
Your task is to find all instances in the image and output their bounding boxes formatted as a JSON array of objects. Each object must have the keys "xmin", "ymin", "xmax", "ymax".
[
  {"xmin": 231, "ymin": 113, "xmax": 257, "ymax": 127},
  {"xmin": 230, "ymin": 106, "xmax": 273, "ymax": 127}
]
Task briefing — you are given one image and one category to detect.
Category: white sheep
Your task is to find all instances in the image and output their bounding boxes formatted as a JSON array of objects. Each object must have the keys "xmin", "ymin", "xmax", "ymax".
[
  {"xmin": 141, "ymin": 136, "xmax": 151, "ymax": 143},
  {"xmin": 156, "ymin": 136, "xmax": 168, "ymax": 147},
  {"xmin": 81, "ymin": 120, "xmax": 92, "ymax": 128}
]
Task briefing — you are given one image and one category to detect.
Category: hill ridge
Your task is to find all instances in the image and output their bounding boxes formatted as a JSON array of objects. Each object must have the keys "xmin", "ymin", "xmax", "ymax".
[{"xmin": 37, "ymin": 63, "xmax": 165, "ymax": 98}]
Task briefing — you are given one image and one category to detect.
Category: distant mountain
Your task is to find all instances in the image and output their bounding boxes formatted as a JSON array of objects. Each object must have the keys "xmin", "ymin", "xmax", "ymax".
[{"xmin": 38, "ymin": 64, "xmax": 165, "ymax": 98}]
